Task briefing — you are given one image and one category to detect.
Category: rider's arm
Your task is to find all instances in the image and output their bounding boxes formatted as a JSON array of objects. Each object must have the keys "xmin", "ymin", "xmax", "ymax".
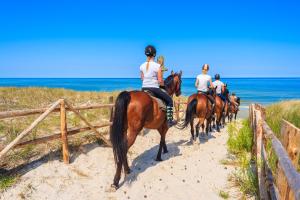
[
  {"xmin": 195, "ymin": 78, "xmax": 199, "ymax": 88},
  {"xmin": 157, "ymin": 67, "xmax": 164, "ymax": 86},
  {"xmin": 140, "ymin": 71, "xmax": 144, "ymax": 81}
]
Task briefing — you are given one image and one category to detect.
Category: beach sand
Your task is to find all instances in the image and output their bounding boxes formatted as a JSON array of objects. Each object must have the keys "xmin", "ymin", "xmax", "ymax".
[{"xmin": 1, "ymin": 122, "xmax": 242, "ymax": 200}]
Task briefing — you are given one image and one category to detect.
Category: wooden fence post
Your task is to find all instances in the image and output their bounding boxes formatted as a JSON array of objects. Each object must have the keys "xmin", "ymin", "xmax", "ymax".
[
  {"xmin": 108, "ymin": 96, "xmax": 114, "ymax": 135},
  {"xmin": 60, "ymin": 99, "xmax": 69, "ymax": 164},
  {"xmin": 277, "ymin": 119, "xmax": 300, "ymax": 200}
]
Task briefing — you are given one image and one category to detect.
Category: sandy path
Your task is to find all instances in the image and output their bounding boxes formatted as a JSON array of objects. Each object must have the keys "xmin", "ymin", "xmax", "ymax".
[{"xmin": 1, "ymin": 125, "xmax": 241, "ymax": 200}]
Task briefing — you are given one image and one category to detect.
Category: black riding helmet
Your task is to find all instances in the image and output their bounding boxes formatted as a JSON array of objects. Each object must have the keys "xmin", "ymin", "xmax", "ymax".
[
  {"xmin": 215, "ymin": 74, "xmax": 220, "ymax": 80},
  {"xmin": 145, "ymin": 45, "xmax": 156, "ymax": 57}
]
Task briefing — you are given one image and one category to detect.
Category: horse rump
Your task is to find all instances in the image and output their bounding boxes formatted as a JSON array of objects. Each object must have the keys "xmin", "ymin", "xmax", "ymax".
[{"xmin": 179, "ymin": 98, "xmax": 198, "ymax": 129}]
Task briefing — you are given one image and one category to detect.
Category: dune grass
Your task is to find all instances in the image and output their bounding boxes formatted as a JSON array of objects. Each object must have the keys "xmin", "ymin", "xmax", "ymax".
[
  {"xmin": 264, "ymin": 100, "xmax": 300, "ymax": 173},
  {"xmin": 265, "ymin": 100, "xmax": 300, "ymax": 137},
  {"xmin": 226, "ymin": 119, "xmax": 258, "ymax": 198},
  {"xmin": 0, "ymin": 87, "xmax": 122, "ymax": 169}
]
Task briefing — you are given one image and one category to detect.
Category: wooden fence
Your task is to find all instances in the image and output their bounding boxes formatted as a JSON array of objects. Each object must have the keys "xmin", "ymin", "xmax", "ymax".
[
  {"xmin": 0, "ymin": 98, "xmax": 186, "ymax": 165},
  {"xmin": 249, "ymin": 104, "xmax": 300, "ymax": 200},
  {"xmin": 0, "ymin": 97, "xmax": 115, "ymax": 164}
]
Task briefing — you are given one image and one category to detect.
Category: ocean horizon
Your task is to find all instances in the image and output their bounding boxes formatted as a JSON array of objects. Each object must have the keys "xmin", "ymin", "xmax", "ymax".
[{"xmin": 0, "ymin": 77, "xmax": 299, "ymax": 109}]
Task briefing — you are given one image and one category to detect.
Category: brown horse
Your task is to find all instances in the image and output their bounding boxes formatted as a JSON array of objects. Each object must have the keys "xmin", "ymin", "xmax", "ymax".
[
  {"xmin": 110, "ymin": 71, "xmax": 182, "ymax": 189},
  {"xmin": 180, "ymin": 91, "xmax": 213, "ymax": 140},
  {"xmin": 228, "ymin": 97, "xmax": 240, "ymax": 122},
  {"xmin": 213, "ymin": 92, "xmax": 225, "ymax": 132}
]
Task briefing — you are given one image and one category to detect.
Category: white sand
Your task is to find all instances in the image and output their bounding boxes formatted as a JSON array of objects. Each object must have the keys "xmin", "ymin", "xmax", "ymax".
[{"xmin": 1, "ymin": 125, "xmax": 241, "ymax": 200}]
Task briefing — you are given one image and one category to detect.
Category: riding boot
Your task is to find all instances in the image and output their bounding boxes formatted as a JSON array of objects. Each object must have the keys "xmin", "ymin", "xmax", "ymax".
[{"xmin": 166, "ymin": 106, "xmax": 177, "ymax": 127}]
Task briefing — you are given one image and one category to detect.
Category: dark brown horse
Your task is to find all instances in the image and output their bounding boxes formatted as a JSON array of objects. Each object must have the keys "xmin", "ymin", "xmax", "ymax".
[
  {"xmin": 180, "ymin": 91, "xmax": 213, "ymax": 140},
  {"xmin": 110, "ymin": 71, "xmax": 182, "ymax": 189},
  {"xmin": 228, "ymin": 97, "xmax": 240, "ymax": 122},
  {"xmin": 213, "ymin": 91, "xmax": 225, "ymax": 132}
]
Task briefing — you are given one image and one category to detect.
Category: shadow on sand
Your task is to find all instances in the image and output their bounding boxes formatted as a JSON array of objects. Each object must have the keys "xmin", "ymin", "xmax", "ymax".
[{"xmin": 120, "ymin": 139, "xmax": 187, "ymax": 186}]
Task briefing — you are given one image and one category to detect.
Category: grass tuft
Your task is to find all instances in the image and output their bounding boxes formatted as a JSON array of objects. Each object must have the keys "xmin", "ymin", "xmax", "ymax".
[
  {"xmin": 227, "ymin": 119, "xmax": 258, "ymax": 198},
  {"xmin": 0, "ymin": 175, "xmax": 18, "ymax": 191},
  {"xmin": 219, "ymin": 190, "xmax": 229, "ymax": 199}
]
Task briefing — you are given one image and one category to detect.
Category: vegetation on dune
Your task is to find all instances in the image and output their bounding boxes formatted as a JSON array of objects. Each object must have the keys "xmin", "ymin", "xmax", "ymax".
[
  {"xmin": 226, "ymin": 119, "xmax": 258, "ymax": 198},
  {"xmin": 264, "ymin": 100, "xmax": 300, "ymax": 174},
  {"xmin": 265, "ymin": 100, "xmax": 300, "ymax": 137},
  {"xmin": 0, "ymin": 87, "xmax": 121, "ymax": 170},
  {"xmin": 0, "ymin": 174, "xmax": 18, "ymax": 191}
]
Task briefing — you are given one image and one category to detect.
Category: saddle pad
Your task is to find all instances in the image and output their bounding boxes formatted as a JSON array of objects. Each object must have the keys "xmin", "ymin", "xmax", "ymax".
[
  {"xmin": 143, "ymin": 90, "xmax": 167, "ymax": 111},
  {"xmin": 151, "ymin": 96, "xmax": 167, "ymax": 111}
]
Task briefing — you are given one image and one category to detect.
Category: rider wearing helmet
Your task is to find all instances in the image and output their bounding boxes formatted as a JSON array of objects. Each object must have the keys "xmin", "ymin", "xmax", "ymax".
[
  {"xmin": 195, "ymin": 64, "xmax": 215, "ymax": 106},
  {"xmin": 213, "ymin": 74, "xmax": 225, "ymax": 101},
  {"xmin": 140, "ymin": 45, "xmax": 176, "ymax": 127}
]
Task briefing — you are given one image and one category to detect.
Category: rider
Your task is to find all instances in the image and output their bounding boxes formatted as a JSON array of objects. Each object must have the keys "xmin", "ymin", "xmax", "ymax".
[
  {"xmin": 140, "ymin": 45, "xmax": 176, "ymax": 127},
  {"xmin": 212, "ymin": 74, "xmax": 225, "ymax": 101},
  {"xmin": 230, "ymin": 92, "xmax": 239, "ymax": 109},
  {"xmin": 224, "ymin": 83, "xmax": 230, "ymax": 102},
  {"xmin": 195, "ymin": 64, "xmax": 215, "ymax": 106}
]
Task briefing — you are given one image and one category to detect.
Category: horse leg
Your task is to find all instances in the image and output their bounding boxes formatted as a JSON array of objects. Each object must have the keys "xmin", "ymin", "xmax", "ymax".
[
  {"xmin": 190, "ymin": 117, "xmax": 195, "ymax": 140},
  {"xmin": 162, "ymin": 124, "xmax": 169, "ymax": 154},
  {"xmin": 212, "ymin": 115, "xmax": 216, "ymax": 129},
  {"xmin": 123, "ymin": 128, "xmax": 139, "ymax": 174},
  {"xmin": 156, "ymin": 122, "xmax": 168, "ymax": 161},
  {"xmin": 206, "ymin": 118, "xmax": 212, "ymax": 136},
  {"xmin": 196, "ymin": 121, "xmax": 200, "ymax": 139},
  {"xmin": 235, "ymin": 112, "xmax": 237, "ymax": 120}
]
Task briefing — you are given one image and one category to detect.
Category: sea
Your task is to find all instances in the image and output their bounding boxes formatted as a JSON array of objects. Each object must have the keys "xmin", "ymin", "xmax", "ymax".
[{"xmin": 0, "ymin": 78, "xmax": 299, "ymax": 109}]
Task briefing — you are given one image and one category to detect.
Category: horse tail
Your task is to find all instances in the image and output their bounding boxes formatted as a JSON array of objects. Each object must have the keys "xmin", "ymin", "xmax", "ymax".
[
  {"xmin": 110, "ymin": 91, "xmax": 131, "ymax": 166},
  {"xmin": 180, "ymin": 98, "xmax": 198, "ymax": 129}
]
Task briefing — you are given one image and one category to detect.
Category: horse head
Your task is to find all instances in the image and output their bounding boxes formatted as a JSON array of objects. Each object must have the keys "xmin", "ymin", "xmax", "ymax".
[{"xmin": 164, "ymin": 70, "xmax": 182, "ymax": 97}]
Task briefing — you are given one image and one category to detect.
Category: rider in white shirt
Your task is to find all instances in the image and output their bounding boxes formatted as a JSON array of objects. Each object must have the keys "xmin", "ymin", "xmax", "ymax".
[
  {"xmin": 195, "ymin": 64, "xmax": 215, "ymax": 105},
  {"xmin": 140, "ymin": 45, "xmax": 176, "ymax": 127},
  {"xmin": 212, "ymin": 74, "xmax": 225, "ymax": 101}
]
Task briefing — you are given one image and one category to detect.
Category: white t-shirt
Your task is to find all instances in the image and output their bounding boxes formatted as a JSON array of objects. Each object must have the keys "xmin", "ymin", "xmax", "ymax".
[
  {"xmin": 213, "ymin": 80, "xmax": 224, "ymax": 94},
  {"xmin": 140, "ymin": 61, "xmax": 161, "ymax": 88},
  {"xmin": 196, "ymin": 74, "xmax": 212, "ymax": 92}
]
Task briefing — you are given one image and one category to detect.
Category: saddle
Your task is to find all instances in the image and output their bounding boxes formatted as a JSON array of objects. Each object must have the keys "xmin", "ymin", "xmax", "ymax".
[{"xmin": 143, "ymin": 90, "xmax": 167, "ymax": 111}]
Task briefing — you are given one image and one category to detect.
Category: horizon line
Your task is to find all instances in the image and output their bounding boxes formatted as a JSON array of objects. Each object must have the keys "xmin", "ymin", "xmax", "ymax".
[{"xmin": 0, "ymin": 76, "xmax": 299, "ymax": 79}]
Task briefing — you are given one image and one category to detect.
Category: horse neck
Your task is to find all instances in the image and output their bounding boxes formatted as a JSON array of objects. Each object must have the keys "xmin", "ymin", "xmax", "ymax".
[{"xmin": 165, "ymin": 85, "xmax": 175, "ymax": 96}]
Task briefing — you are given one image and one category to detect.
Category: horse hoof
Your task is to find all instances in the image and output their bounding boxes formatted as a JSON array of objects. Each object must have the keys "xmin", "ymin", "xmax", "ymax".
[
  {"xmin": 110, "ymin": 184, "xmax": 118, "ymax": 192},
  {"xmin": 163, "ymin": 150, "xmax": 169, "ymax": 154},
  {"xmin": 156, "ymin": 158, "xmax": 163, "ymax": 162}
]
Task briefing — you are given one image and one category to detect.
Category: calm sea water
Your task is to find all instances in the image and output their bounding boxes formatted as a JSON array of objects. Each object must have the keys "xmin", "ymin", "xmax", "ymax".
[{"xmin": 0, "ymin": 78, "xmax": 299, "ymax": 108}]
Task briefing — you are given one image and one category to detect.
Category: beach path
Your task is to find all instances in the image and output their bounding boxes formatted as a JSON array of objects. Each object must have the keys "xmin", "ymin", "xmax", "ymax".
[{"xmin": 1, "ymin": 124, "xmax": 241, "ymax": 200}]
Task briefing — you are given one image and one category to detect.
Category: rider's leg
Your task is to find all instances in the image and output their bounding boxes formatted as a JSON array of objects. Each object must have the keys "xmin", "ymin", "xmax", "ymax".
[{"xmin": 148, "ymin": 88, "xmax": 176, "ymax": 126}]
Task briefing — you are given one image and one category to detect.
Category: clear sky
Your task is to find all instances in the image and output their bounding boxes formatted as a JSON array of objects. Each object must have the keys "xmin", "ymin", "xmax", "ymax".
[{"xmin": 0, "ymin": 0, "xmax": 300, "ymax": 78}]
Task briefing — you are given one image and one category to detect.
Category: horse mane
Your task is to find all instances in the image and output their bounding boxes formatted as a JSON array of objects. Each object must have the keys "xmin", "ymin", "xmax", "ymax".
[{"xmin": 164, "ymin": 73, "xmax": 180, "ymax": 88}]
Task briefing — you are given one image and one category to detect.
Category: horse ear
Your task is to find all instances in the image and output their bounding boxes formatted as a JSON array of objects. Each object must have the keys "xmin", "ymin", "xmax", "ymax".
[
  {"xmin": 171, "ymin": 70, "xmax": 174, "ymax": 75},
  {"xmin": 179, "ymin": 70, "xmax": 182, "ymax": 76}
]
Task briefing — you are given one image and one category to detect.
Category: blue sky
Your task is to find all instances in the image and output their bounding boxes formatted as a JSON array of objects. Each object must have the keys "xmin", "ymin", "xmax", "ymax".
[{"xmin": 0, "ymin": 0, "xmax": 300, "ymax": 78}]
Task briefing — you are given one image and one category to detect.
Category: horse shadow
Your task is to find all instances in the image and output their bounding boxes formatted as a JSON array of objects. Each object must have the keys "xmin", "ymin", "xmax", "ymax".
[
  {"xmin": 120, "ymin": 139, "xmax": 186, "ymax": 186},
  {"xmin": 198, "ymin": 132, "xmax": 216, "ymax": 144}
]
